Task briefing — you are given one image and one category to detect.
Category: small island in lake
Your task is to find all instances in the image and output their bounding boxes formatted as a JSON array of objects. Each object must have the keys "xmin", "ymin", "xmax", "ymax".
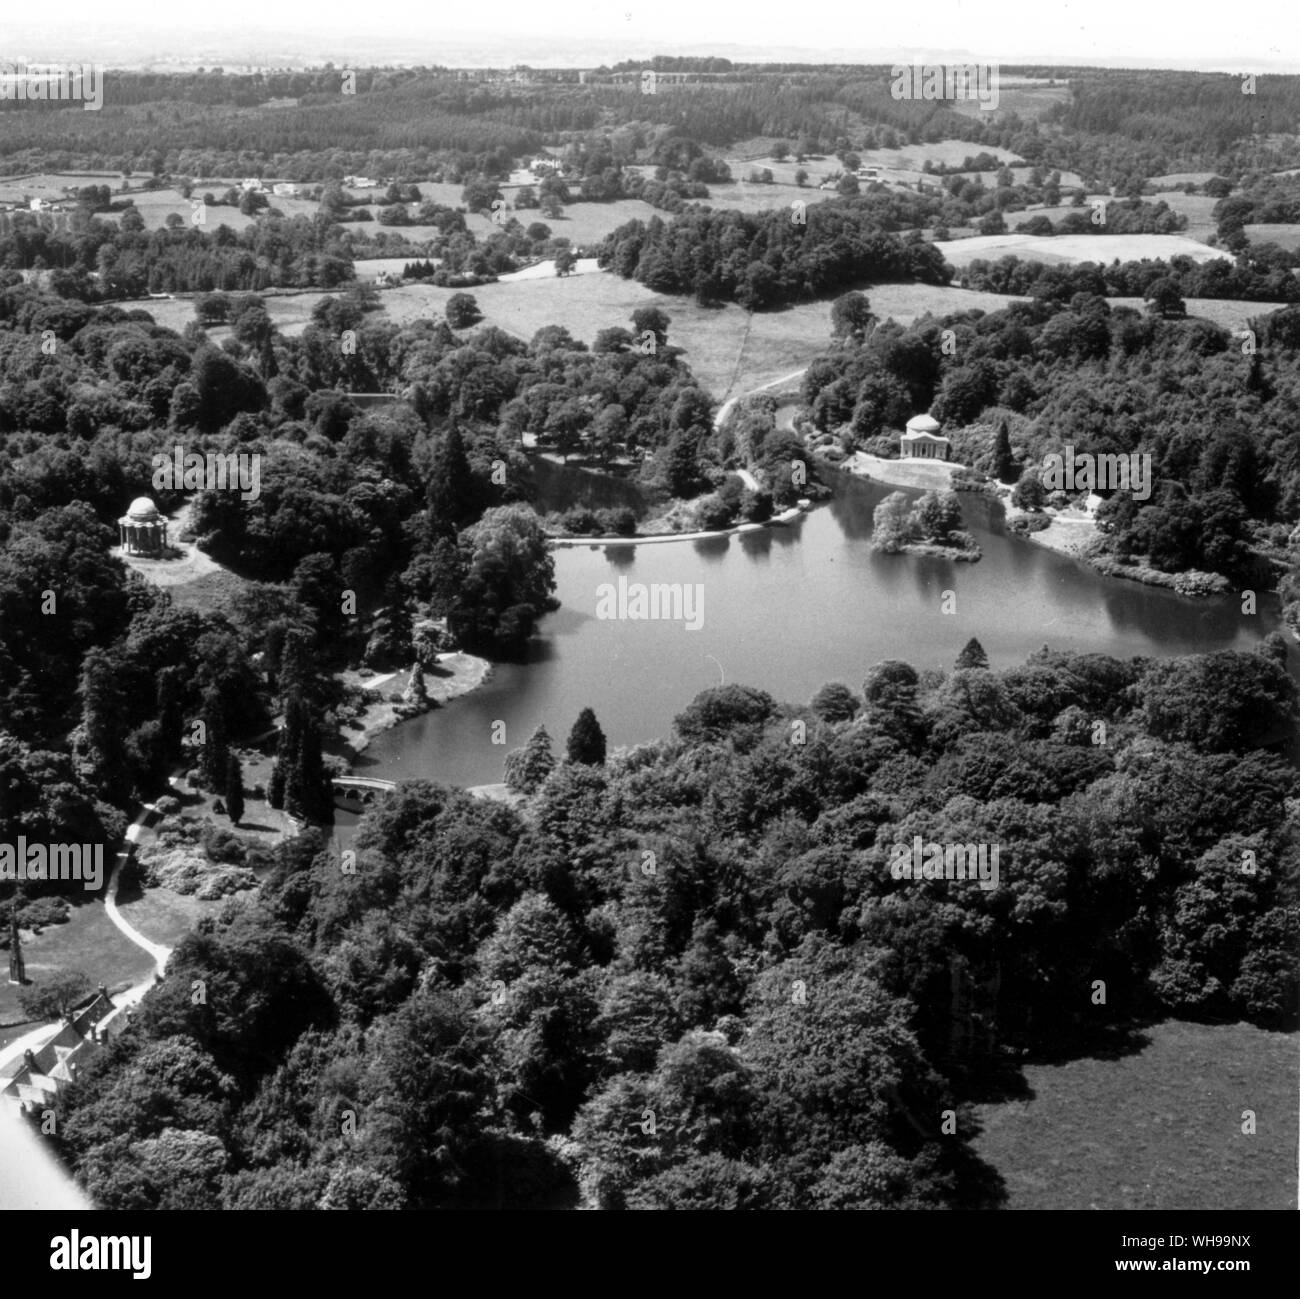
[{"xmin": 871, "ymin": 488, "xmax": 983, "ymax": 561}]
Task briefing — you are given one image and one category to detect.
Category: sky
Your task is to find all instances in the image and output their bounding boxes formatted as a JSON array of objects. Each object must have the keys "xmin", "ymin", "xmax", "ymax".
[{"xmin": 1, "ymin": 0, "xmax": 1297, "ymax": 70}]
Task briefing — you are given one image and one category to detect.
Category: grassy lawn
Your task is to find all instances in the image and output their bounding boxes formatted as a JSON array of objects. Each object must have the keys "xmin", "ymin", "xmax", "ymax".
[
  {"xmin": 1110, "ymin": 297, "xmax": 1277, "ymax": 332},
  {"xmin": 0, "ymin": 898, "xmax": 155, "ymax": 1029},
  {"xmin": 120, "ymin": 291, "xmax": 331, "ymax": 339},
  {"xmin": 940, "ymin": 232, "xmax": 1229, "ymax": 269},
  {"xmin": 380, "ymin": 274, "xmax": 1028, "ymax": 398},
  {"xmin": 973, "ymin": 1020, "xmax": 1297, "ymax": 1210},
  {"xmin": 949, "ymin": 83, "xmax": 1073, "ymax": 123},
  {"xmin": 1245, "ymin": 222, "xmax": 1300, "ymax": 251},
  {"xmin": 114, "ymin": 882, "xmax": 225, "ymax": 952},
  {"xmin": 522, "ymin": 197, "xmax": 661, "ymax": 245}
]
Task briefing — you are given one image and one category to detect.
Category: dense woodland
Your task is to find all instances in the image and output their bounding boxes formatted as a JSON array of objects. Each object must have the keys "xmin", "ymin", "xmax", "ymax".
[
  {"xmin": 960, "ymin": 247, "xmax": 1300, "ymax": 304},
  {"xmin": 599, "ymin": 203, "xmax": 952, "ymax": 309},
  {"xmin": 4, "ymin": 65, "xmax": 1300, "ymax": 190},
  {"xmin": 45, "ymin": 643, "xmax": 1300, "ymax": 1208}
]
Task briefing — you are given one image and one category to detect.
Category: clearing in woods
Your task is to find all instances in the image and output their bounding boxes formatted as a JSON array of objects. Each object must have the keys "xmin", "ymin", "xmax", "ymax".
[{"xmin": 972, "ymin": 1019, "xmax": 1296, "ymax": 1210}]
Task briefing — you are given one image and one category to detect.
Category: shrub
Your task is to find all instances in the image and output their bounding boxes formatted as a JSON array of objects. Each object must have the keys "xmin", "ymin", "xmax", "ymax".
[
  {"xmin": 740, "ymin": 489, "xmax": 773, "ymax": 523},
  {"xmin": 598, "ymin": 506, "xmax": 638, "ymax": 536},
  {"xmin": 201, "ymin": 823, "xmax": 247, "ymax": 864},
  {"xmin": 560, "ymin": 506, "xmax": 602, "ymax": 535},
  {"xmin": 694, "ymin": 494, "xmax": 738, "ymax": 531},
  {"xmin": 1008, "ymin": 514, "xmax": 1051, "ymax": 534},
  {"xmin": 16, "ymin": 896, "xmax": 72, "ymax": 930}
]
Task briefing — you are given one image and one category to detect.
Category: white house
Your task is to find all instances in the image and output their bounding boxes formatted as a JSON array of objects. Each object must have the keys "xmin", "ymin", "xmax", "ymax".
[
  {"xmin": 240, "ymin": 178, "xmax": 265, "ymax": 192},
  {"xmin": 272, "ymin": 182, "xmax": 305, "ymax": 198}
]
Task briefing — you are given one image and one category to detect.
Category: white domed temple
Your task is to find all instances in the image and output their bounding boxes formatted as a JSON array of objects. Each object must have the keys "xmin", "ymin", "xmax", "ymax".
[
  {"xmin": 899, "ymin": 413, "xmax": 951, "ymax": 461},
  {"xmin": 117, "ymin": 496, "xmax": 168, "ymax": 556}
]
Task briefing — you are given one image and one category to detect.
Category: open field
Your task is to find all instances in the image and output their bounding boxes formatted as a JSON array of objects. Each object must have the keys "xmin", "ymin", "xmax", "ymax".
[
  {"xmin": 0, "ymin": 171, "xmax": 136, "ymax": 203},
  {"xmin": 121, "ymin": 291, "xmax": 331, "ymax": 338},
  {"xmin": 1147, "ymin": 191, "xmax": 1223, "ymax": 242},
  {"xmin": 378, "ymin": 272, "xmax": 1028, "ymax": 397},
  {"xmin": 973, "ymin": 1020, "xmax": 1297, "ymax": 1209},
  {"xmin": 1149, "ymin": 171, "xmax": 1221, "ymax": 188},
  {"xmin": 940, "ymin": 232, "xmax": 1231, "ymax": 268},
  {"xmin": 949, "ymin": 81, "xmax": 1073, "ymax": 122},
  {"xmin": 1246, "ymin": 222, "xmax": 1300, "ymax": 251},
  {"xmin": 522, "ymin": 197, "xmax": 660, "ymax": 244},
  {"xmin": 1110, "ymin": 297, "xmax": 1278, "ymax": 332},
  {"xmin": 121, "ymin": 267, "xmax": 1270, "ymax": 400},
  {"xmin": 353, "ymin": 255, "xmax": 442, "ymax": 282}
]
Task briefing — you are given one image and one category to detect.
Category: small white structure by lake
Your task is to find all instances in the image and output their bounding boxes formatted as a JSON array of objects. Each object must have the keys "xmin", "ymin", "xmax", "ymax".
[{"xmin": 900, "ymin": 414, "xmax": 950, "ymax": 461}]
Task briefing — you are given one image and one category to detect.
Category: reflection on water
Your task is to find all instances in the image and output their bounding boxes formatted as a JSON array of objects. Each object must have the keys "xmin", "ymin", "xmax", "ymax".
[{"xmin": 358, "ymin": 470, "xmax": 1291, "ymax": 791}]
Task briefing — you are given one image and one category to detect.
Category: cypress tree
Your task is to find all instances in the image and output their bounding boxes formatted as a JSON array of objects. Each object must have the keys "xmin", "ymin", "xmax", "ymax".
[
  {"xmin": 955, "ymin": 638, "xmax": 989, "ymax": 671},
  {"xmin": 200, "ymin": 682, "xmax": 230, "ymax": 792},
  {"xmin": 225, "ymin": 753, "xmax": 245, "ymax": 825},
  {"xmin": 993, "ymin": 419, "xmax": 1016, "ymax": 484},
  {"xmin": 566, "ymin": 707, "xmax": 607, "ymax": 765}
]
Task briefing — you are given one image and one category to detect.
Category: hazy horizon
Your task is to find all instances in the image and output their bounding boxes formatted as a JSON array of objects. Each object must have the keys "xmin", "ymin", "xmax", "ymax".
[{"xmin": 1, "ymin": 0, "xmax": 1298, "ymax": 73}]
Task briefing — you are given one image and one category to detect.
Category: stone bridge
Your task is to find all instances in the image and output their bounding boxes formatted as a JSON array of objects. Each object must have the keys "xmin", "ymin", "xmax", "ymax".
[{"xmin": 331, "ymin": 775, "xmax": 397, "ymax": 808}]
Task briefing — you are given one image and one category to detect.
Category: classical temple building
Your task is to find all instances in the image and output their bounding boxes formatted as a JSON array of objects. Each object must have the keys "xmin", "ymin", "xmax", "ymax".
[
  {"xmin": 117, "ymin": 496, "xmax": 167, "ymax": 556},
  {"xmin": 900, "ymin": 413, "xmax": 951, "ymax": 461}
]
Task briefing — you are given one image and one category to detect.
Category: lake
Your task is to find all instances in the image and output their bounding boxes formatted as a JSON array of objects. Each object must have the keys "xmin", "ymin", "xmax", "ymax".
[{"xmin": 356, "ymin": 471, "xmax": 1290, "ymax": 790}]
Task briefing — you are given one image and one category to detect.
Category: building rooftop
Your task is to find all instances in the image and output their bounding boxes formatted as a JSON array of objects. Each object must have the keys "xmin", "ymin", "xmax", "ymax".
[{"xmin": 125, "ymin": 496, "xmax": 162, "ymax": 522}]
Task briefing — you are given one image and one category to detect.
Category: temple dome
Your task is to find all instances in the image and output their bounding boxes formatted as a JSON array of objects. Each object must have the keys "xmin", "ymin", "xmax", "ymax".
[
  {"xmin": 126, "ymin": 496, "xmax": 161, "ymax": 522},
  {"xmin": 905, "ymin": 413, "xmax": 941, "ymax": 434}
]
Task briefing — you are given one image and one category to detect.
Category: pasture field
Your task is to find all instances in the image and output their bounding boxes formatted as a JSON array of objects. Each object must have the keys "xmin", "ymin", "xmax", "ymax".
[
  {"xmin": 379, "ymin": 272, "xmax": 1028, "ymax": 397},
  {"xmin": 1110, "ymin": 297, "xmax": 1279, "ymax": 332},
  {"xmin": 1245, "ymin": 222, "xmax": 1300, "ymax": 251},
  {"xmin": 1149, "ymin": 171, "xmax": 1221, "ymax": 188},
  {"xmin": 120, "ymin": 291, "xmax": 329, "ymax": 337},
  {"xmin": 949, "ymin": 80, "xmax": 1073, "ymax": 121},
  {"xmin": 939, "ymin": 232, "xmax": 1230, "ymax": 268},
  {"xmin": 118, "ymin": 267, "xmax": 1272, "ymax": 393},
  {"xmin": 510, "ymin": 197, "xmax": 661, "ymax": 245},
  {"xmin": 0, "ymin": 170, "xmax": 129, "ymax": 202},
  {"xmin": 1147, "ymin": 191, "xmax": 1222, "ymax": 242},
  {"xmin": 973, "ymin": 1020, "xmax": 1297, "ymax": 1210}
]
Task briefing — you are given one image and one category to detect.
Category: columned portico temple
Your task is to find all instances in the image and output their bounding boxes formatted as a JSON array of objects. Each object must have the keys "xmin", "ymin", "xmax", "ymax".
[
  {"xmin": 900, "ymin": 414, "xmax": 951, "ymax": 461},
  {"xmin": 118, "ymin": 496, "xmax": 167, "ymax": 555}
]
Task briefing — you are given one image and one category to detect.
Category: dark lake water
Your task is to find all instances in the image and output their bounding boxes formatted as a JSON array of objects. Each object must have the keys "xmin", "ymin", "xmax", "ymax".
[{"xmin": 356, "ymin": 470, "xmax": 1290, "ymax": 790}]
